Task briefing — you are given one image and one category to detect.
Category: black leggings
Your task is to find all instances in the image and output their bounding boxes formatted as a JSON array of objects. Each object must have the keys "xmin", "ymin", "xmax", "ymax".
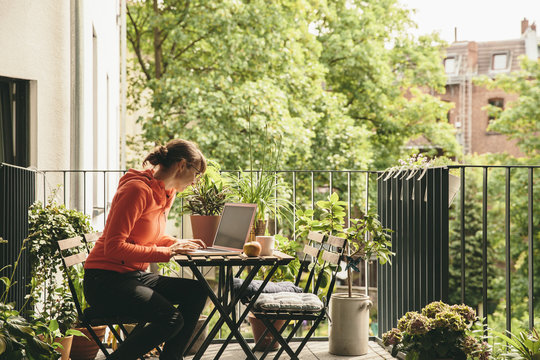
[{"xmin": 84, "ymin": 269, "xmax": 207, "ymax": 360}]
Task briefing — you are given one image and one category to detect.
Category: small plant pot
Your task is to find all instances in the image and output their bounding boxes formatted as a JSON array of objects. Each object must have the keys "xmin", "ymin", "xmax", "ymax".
[
  {"xmin": 254, "ymin": 220, "xmax": 267, "ymax": 236},
  {"xmin": 57, "ymin": 335, "xmax": 74, "ymax": 360},
  {"xmin": 248, "ymin": 313, "xmax": 285, "ymax": 352}
]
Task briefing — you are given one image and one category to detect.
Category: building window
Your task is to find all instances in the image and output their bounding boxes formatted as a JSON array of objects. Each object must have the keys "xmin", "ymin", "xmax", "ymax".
[
  {"xmin": 492, "ymin": 53, "xmax": 509, "ymax": 70},
  {"xmin": 444, "ymin": 56, "xmax": 457, "ymax": 74},
  {"xmin": 0, "ymin": 77, "xmax": 30, "ymax": 167},
  {"xmin": 487, "ymin": 98, "xmax": 504, "ymax": 133}
]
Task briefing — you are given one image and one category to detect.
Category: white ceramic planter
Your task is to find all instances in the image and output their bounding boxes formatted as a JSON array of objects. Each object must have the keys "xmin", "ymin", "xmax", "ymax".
[{"xmin": 328, "ymin": 293, "xmax": 372, "ymax": 356}]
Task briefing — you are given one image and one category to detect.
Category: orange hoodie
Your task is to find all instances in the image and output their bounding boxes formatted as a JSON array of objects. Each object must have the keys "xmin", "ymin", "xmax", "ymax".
[{"xmin": 85, "ymin": 169, "xmax": 177, "ymax": 273}]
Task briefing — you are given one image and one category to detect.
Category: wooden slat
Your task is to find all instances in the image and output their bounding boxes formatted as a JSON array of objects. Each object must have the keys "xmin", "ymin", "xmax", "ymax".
[
  {"xmin": 308, "ymin": 231, "xmax": 325, "ymax": 243},
  {"xmin": 64, "ymin": 252, "xmax": 87, "ymax": 267},
  {"xmin": 303, "ymin": 244, "xmax": 319, "ymax": 257},
  {"xmin": 322, "ymin": 251, "xmax": 341, "ymax": 265},
  {"xmin": 84, "ymin": 232, "xmax": 102, "ymax": 243},
  {"xmin": 57, "ymin": 236, "xmax": 84, "ymax": 251},
  {"xmin": 327, "ymin": 235, "xmax": 346, "ymax": 247}
]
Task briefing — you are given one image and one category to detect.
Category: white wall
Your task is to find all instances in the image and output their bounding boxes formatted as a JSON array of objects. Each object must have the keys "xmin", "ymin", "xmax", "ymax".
[
  {"xmin": 0, "ymin": 1, "xmax": 71, "ymax": 170},
  {"xmin": 0, "ymin": 0, "xmax": 123, "ymax": 227}
]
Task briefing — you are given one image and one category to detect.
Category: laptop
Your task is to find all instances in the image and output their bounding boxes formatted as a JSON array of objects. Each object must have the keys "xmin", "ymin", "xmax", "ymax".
[{"xmin": 187, "ymin": 203, "xmax": 257, "ymax": 255}]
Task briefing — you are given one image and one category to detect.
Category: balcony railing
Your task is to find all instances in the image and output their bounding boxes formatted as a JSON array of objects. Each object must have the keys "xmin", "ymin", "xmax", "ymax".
[{"xmin": 1, "ymin": 163, "xmax": 538, "ymax": 341}]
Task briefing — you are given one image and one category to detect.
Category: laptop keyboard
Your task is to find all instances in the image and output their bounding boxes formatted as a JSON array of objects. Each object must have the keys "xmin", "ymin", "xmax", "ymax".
[{"xmin": 191, "ymin": 247, "xmax": 234, "ymax": 253}]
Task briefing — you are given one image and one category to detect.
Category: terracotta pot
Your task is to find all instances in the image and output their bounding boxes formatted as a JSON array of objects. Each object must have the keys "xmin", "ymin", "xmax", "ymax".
[
  {"xmin": 190, "ymin": 215, "xmax": 221, "ymax": 247},
  {"xmin": 56, "ymin": 335, "xmax": 74, "ymax": 360},
  {"xmin": 248, "ymin": 313, "xmax": 286, "ymax": 351},
  {"xmin": 38, "ymin": 334, "xmax": 73, "ymax": 360},
  {"xmin": 70, "ymin": 325, "xmax": 107, "ymax": 360}
]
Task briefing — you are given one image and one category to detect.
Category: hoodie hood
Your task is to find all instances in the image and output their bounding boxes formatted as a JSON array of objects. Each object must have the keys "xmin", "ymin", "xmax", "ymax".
[{"xmin": 118, "ymin": 169, "xmax": 175, "ymax": 208}]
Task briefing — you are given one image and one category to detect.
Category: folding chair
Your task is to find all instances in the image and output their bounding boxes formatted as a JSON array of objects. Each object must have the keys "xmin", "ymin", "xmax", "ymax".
[
  {"xmin": 56, "ymin": 233, "xmax": 156, "ymax": 360},
  {"xmin": 250, "ymin": 231, "xmax": 347, "ymax": 360}
]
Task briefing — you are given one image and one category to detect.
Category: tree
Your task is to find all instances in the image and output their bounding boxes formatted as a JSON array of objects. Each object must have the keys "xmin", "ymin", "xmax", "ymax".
[
  {"xmin": 126, "ymin": 0, "xmax": 459, "ymax": 173},
  {"xmin": 316, "ymin": 0, "xmax": 459, "ymax": 169}
]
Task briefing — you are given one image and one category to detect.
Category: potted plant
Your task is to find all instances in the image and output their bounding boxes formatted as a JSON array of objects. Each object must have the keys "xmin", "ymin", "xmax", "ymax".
[
  {"xmin": 226, "ymin": 120, "xmax": 291, "ymax": 236},
  {"xmin": 1, "ymin": 238, "xmax": 60, "ymax": 360},
  {"xmin": 26, "ymin": 194, "xmax": 104, "ymax": 360},
  {"xmin": 296, "ymin": 192, "xmax": 393, "ymax": 356},
  {"xmin": 382, "ymin": 301, "xmax": 491, "ymax": 360},
  {"xmin": 178, "ymin": 160, "xmax": 230, "ymax": 247}
]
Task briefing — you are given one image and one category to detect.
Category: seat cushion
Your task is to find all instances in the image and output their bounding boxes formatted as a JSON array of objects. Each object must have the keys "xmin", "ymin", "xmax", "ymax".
[{"xmin": 253, "ymin": 292, "xmax": 324, "ymax": 312}]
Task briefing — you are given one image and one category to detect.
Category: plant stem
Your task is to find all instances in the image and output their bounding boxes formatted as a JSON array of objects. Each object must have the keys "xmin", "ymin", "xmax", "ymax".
[{"xmin": 347, "ymin": 267, "xmax": 353, "ymax": 297}]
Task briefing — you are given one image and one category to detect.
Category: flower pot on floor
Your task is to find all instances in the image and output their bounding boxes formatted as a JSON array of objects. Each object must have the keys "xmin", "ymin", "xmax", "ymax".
[
  {"xmin": 57, "ymin": 335, "xmax": 74, "ymax": 360},
  {"xmin": 70, "ymin": 325, "xmax": 107, "ymax": 360},
  {"xmin": 248, "ymin": 313, "xmax": 286, "ymax": 352},
  {"xmin": 328, "ymin": 293, "xmax": 372, "ymax": 356},
  {"xmin": 191, "ymin": 215, "xmax": 221, "ymax": 247}
]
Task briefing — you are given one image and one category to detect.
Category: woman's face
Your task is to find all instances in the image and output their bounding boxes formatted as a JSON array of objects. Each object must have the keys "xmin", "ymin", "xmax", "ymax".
[{"xmin": 173, "ymin": 159, "xmax": 202, "ymax": 192}]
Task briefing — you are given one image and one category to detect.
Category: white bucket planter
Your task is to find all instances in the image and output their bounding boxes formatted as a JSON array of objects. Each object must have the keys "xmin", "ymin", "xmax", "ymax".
[{"xmin": 328, "ymin": 293, "xmax": 372, "ymax": 356}]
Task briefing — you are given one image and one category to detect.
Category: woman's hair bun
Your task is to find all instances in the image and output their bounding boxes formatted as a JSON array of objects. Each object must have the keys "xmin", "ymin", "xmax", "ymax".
[{"xmin": 157, "ymin": 145, "xmax": 168, "ymax": 161}]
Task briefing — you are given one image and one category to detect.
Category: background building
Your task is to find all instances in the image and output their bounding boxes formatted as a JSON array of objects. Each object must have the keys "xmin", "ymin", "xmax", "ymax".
[{"xmin": 441, "ymin": 19, "xmax": 538, "ymax": 156}]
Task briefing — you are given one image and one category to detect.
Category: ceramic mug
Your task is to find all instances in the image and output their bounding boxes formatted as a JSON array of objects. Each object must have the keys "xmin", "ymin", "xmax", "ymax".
[{"xmin": 255, "ymin": 236, "xmax": 274, "ymax": 256}]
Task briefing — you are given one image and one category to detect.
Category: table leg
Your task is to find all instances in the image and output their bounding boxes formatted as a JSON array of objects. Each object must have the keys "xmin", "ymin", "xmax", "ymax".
[
  {"xmin": 190, "ymin": 264, "xmax": 258, "ymax": 360},
  {"xmin": 214, "ymin": 264, "xmax": 279, "ymax": 359}
]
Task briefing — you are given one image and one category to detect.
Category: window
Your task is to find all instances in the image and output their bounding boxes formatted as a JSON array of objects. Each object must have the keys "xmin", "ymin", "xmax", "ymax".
[
  {"xmin": 444, "ymin": 57, "xmax": 457, "ymax": 74},
  {"xmin": 492, "ymin": 53, "xmax": 509, "ymax": 70},
  {"xmin": 487, "ymin": 98, "xmax": 504, "ymax": 132},
  {"xmin": 0, "ymin": 77, "xmax": 30, "ymax": 167}
]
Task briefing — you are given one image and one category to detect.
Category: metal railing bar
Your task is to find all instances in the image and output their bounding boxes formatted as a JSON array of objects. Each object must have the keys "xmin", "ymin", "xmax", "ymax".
[
  {"xmin": 528, "ymin": 168, "xmax": 535, "ymax": 330},
  {"xmin": 482, "ymin": 167, "xmax": 489, "ymax": 337},
  {"xmin": 448, "ymin": 165, "xmax": 540, "ymax": 169},
  {"xmin": 460, "ymin": 167, "xmax": 466, "ymax": 304},
  {"xmin": 505, "ymin": 168, "xmax": 511, "ymax": 334}
]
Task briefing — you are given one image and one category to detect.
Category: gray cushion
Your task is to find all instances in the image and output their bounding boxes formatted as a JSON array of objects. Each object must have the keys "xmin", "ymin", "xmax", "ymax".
[{"xmin": 253, "ymin": 292, "xmax": 324, "ymax": 312}]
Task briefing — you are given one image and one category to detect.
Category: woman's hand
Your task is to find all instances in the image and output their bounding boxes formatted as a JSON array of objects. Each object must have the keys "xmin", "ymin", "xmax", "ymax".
[{"xmin": 169, "ymin": 239, "xmax": 206, "ymax": 255}]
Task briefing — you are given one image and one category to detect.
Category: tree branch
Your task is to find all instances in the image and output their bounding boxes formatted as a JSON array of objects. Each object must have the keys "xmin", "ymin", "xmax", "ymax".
[{"xmin": 127, "ymin": 5, "xmax": 152, "ymax": 81}]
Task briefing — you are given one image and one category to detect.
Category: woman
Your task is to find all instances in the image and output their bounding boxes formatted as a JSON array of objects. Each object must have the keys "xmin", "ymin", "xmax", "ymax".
[{"xmin": 84, "ymin": 139, "xmax": 208, "ymax": 360}]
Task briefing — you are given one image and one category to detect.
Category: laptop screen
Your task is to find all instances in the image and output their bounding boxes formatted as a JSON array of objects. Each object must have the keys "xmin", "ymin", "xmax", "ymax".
[{"xmin": 213, "ymin": 203, "xmax": 257, "ymax": 250}]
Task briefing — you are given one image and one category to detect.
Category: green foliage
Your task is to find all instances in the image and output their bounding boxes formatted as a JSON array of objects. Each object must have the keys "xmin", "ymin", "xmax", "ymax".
[
  {"xmin": 475, "ymin": 58, "xmax": 540, "ymax": 157},
  {"xmin": 26, "ymin": 192, "xmax": 93, "ymax": 333},
  {"xmin": 226, "ymin": 170, "xmax": 291, "ymax": 223},
  {"xmin": 256, "ymin": 234, "xmax": 301, "ymax": 283},
  {"xmin": 126, "ymin": 0, "xmax": 458, "ymax": 173},
  {"xmin": 491, "ymin": 328, "xmax": 540, "ymax": 360},
  {"xmin": 346, "ymin": 213, "xmax": 393, "ymax": 266},
  {"xmin": 0, "ymin": 240, "xmax": 60, "ymax": 360},
  {"xmin": 177, "ymin": 160, "xmax": 230, "ymax": 216},
  {"xmin": 383, "ymin": 302, "xmax": 490, "ymax": 360},
  {"xmin": 448, "ymin": 164, "xmax": 500, "ymax": 308},
  {"xmin": 296, "ymin": 192, "xmax": 393, "ymax": 296},
  {"xmin": 296, "ymin": 192, "xmax": 347, "ymax": 238}
]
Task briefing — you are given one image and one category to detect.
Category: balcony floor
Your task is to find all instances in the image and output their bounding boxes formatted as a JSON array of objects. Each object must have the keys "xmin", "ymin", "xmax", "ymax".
[{"xmin": 96, "ymin": 340, "xmax": 393, "ymax": 359}]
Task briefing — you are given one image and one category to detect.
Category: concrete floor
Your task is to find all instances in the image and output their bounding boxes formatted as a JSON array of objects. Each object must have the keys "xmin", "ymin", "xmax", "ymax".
[{"xmin": 96, "ymin": 340, "xmax": 394, "ymax": 359}]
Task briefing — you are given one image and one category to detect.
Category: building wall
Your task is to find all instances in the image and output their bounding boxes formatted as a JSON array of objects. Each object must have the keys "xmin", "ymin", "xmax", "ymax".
[
  {"xmin": 0, "ymin": 0, "xmax": 122, "ymax": 226},
  {"xmin": 0, "ymin": 1, "xmax": 71, "ymax": 170},
  {"xmin": 441, "ymin": 84, "xmax": 523, "ymax": 157}
]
